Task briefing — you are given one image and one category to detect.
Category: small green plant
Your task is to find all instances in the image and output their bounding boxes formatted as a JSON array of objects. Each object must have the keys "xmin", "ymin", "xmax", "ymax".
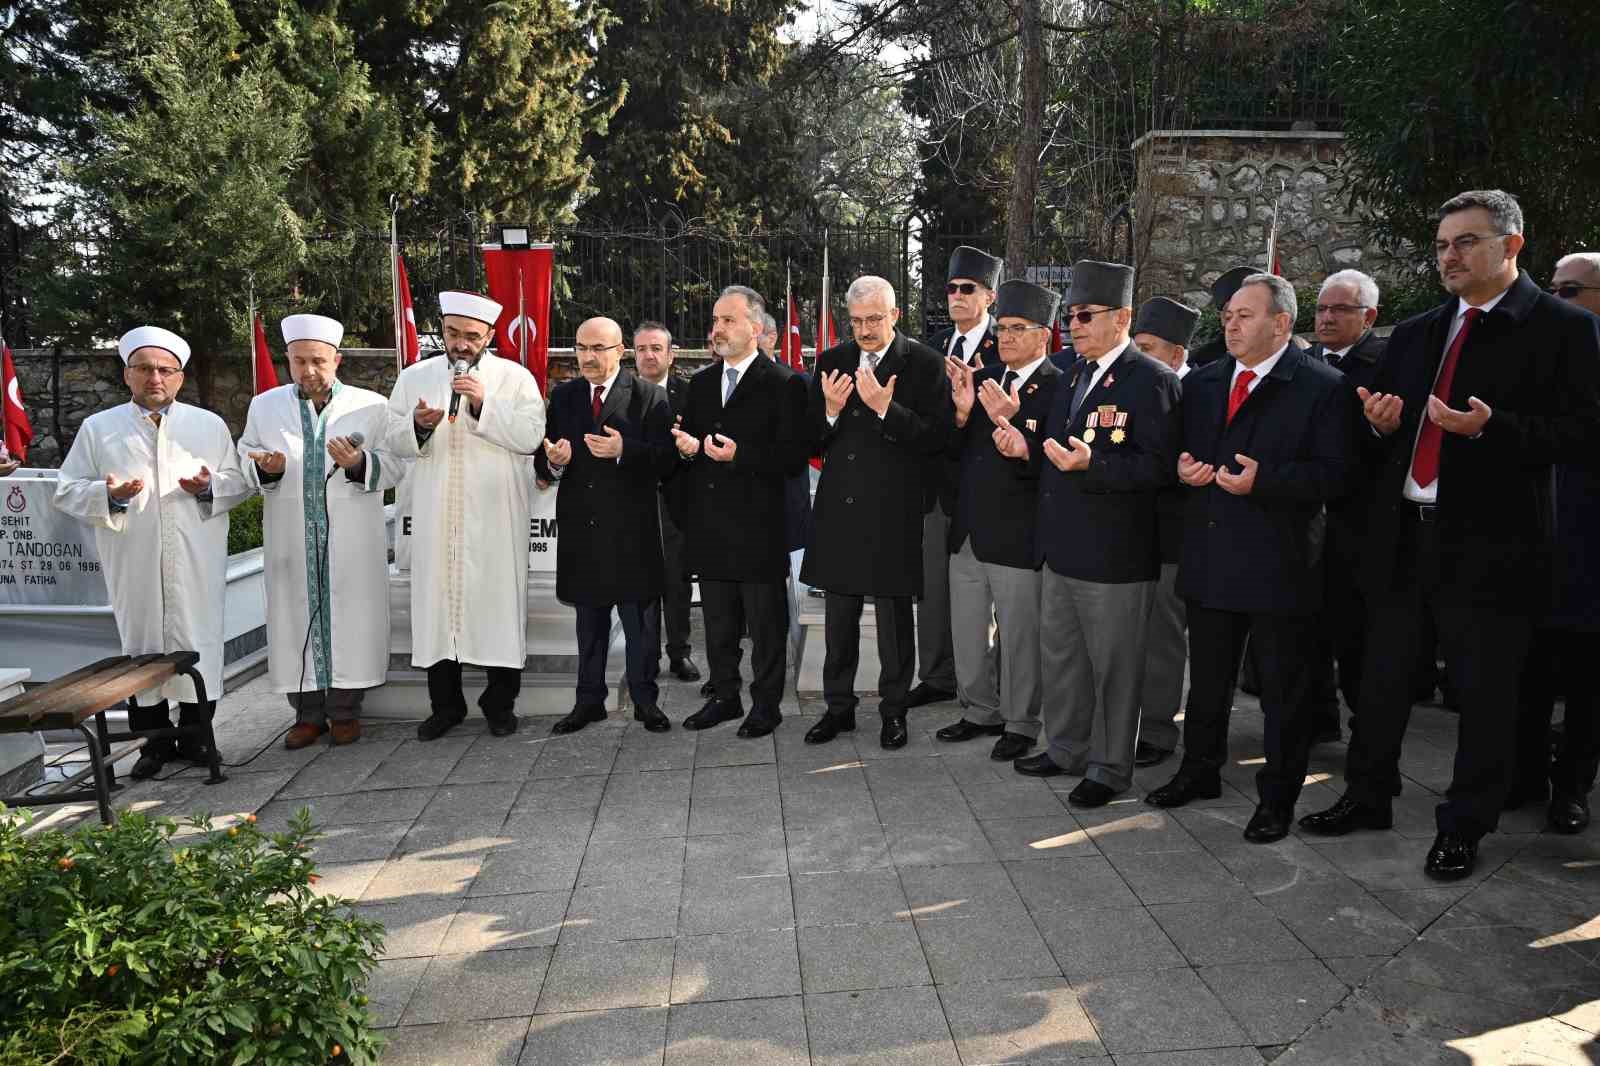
[
  {"xmin": 0, "ymin": 807, "xmax": 385, "ymax": 1065},
  {"xmin": 227, "ymin": 493, "xmax": 265, "ymax": 556}
]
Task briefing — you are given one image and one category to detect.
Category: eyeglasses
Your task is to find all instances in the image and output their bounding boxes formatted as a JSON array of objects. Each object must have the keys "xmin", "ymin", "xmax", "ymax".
[
  {"xmin": 946, "ymin": 282, "xmax": 982, "ymax": 295},
  {"xmin": 994, "ymin": 323, "xmax": 1046, "ymax": 337},
  {"xmin": 128, "ymin": 364, "xmax": 182, "ymax": 378},
  {"xmin": 1314, "ymin": 303, "xmax": 1369, "ymax": 316},
  {"xmin": 573, "ymin": 342, "xmax": 621, "ymax": 355},
  {"xmin": 849, "ymin": 314, "xmax": 892, "ymax": 329},
  {"xmin": 1550, "ymin": 282, "xmax": 1600, "ymax": 300},
  {"xmin": 1067, "ymin": 307, "xmax": 1118, "ymax": 325},
  {"xmin": 1433, "ymin": 233, "xmax": 1510, "ymax": 257}
]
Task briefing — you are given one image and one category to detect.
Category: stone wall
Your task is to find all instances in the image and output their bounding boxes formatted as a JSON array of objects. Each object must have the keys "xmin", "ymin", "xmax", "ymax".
[
  {"xmin": 9, "ymin": 349, "xmax": 720, "ymax": 467},
  {"xmin": 1133, "ymin": 129, "xmax": 1402, "ymax": 310}
]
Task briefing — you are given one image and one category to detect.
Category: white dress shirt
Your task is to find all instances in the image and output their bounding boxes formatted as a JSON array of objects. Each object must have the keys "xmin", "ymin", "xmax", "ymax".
[
  {"xmin": 947, "ymin": 315, "xmax": 990, "ymax": 364},
  {"xmin": 721, "ymin": 349, "xmax": 757, "ymax": 405},
  {"xmin": 1230, "ymin": 343, "xmax": 1288, "ymax": 397},
  {"xmin": 1401, "ymin": 288, "xmax": 1510, "ymax": 503}
]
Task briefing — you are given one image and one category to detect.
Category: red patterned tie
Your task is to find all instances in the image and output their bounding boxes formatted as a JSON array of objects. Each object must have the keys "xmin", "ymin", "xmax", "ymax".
[
  {"xmin": 1226, "ymin": 369, "xmax": 1256, "ymax": 425},
  {"xmin": 1410, "ymin": 307, "xmax": 1481, "ymax": 489},
  {"xmin": 591, "ymin": 384, "xmax": 605, "ymax": 423}
]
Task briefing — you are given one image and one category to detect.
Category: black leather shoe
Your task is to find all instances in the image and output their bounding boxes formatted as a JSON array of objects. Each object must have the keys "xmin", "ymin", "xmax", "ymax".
[
  {"xmin": 1068, "ymin": 779, "xmax": 1118, "ymax": 808},
  {"xmin": 880, "ymin": 717, "xmax": 909, "ymax": 750},
  {"xmin": 936, "ymin": 718, "xmax": 1004, "ymax": 743},
  {"xmin": 669, "ymin": 657, "xmax": 702, "ymax": 682},
  {"xmin": 1144, "ymin": 775, "xmax": 1222, "ymax": 808},
  {"xmin": 684, "ymin": 699, "xmax": 743, "ymax": 731},
  {"xmin": 990, "ymin": 732, "xmax": 1033, "ymax": 761},
  {"xmin": 1424, "ymin": 832, "xmax": 1478, "ymax": 881},
  {"xmin": 738, "ymin": 708, "xmax": 783, "ymax": 739},
  {"xmin": 1297, "ymin": 795, "xmax": 1393, "ymax": 836},
  {"xmin": 634, "ymin": 704, "xmax": 671, "ymax": 732},
  {"xmin": 175, "ymin": 737, "xmax": 219, "ymax": 764},
  {"xmin": 1243, "ymin": 805, "xmax": 1293, "ymax": 843},
  {"xmin": 129, "ymin": 750, "xmax": 167, "ymax": 780},
  {"xmin": 1014, "ymin": 752, "xmax": 1068, "ymax": 777},
  {"xmin": 551, "ymin": 704, "xmax": 606, "ymax": 735},
  {"xmin": 487, "ymin": 714, "xmax": 519, "ymax": 738},
  {"xmin": 805, "ymin": 712, "xmax": 856, "ymax": 744},
  {"xmin": 1548, "ymin": 795, "xmax": 1591, "ymax": 835},
  {"xmin": 417, "ymin": 711, "xmax": 466, "ymax": 741},
  {"xmin": 699, "ymin": 678, "xmax": 716, "ymax": 698},
  {"xmin": 1134, "ymin": 741, "xmax": 1173, "ymax": 768},
  {"xmin": 905, "ymin": 683, "xmax": 957, "ymax": 709},
  {"xmin": 1503, "ymin": 779, "xmax": 1550, "ymax": 810}
]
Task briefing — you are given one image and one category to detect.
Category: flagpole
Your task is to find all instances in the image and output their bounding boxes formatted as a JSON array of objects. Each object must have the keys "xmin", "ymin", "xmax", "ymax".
[
  {"xmin": 247, "ymin": 272, "xmax": 257, "ymax": 396},
  {"xmin": 1265, "ymin": 177, "xmax": 1286, "ymax": 274},
  {"xmin": 785, "ymin": 259, "xmax": 793, "ymax": 367},
  {"xmin": 517, "ymin": 267, "xmax": 527, "ymax": 371},
  {"xmin": 821, "ymin": 232, "xmax": 831, "ymax": 351},
  {"xmin": 390, "ymin": 195, "xmax": 403, "ymax": 375}
]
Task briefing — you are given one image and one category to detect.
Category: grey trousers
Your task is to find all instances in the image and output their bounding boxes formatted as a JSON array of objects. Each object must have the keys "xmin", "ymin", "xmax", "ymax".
[
  {"xmin": 916, "ymin": 503, "xmax": 957, "ymax": 691},
  {"xmin": 1039, "ymin": 569, "xmax": 1155, "ymax": 791},
  {"xmin": 288, "ymin": 687, "xmax": 366, "ymax": 725},
  {"xmin": 949, "ymin": 541, "xmax": 1041, "ymax": 737},
  {"xmin": 1138, "ymin": 562, "xmax": 1187, "ymax": 753}
]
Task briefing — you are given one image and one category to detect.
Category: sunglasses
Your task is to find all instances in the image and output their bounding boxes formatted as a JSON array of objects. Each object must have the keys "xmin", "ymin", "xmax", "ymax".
[
  {"xmin": 1550, "ymin": 282, "xmax": 1600, "ymax": 300},
  {"xmin": 946, "ymin": 282, "xmax": 983, "ymax": 295},
  {"xmin": 1067, "ymin": 307, "xmax": 1118, "ymax": 325}
]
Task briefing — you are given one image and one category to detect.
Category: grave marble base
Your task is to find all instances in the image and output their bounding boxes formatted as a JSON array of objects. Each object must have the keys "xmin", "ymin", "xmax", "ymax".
[{"xmin": 0, "ymin": 668, "xmax": 43, "ymax": 795}]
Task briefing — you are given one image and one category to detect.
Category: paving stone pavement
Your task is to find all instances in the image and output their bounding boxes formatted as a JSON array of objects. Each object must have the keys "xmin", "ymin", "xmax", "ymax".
[{"xmin": 23, "ymin": 643, "xmax": 1600, "ymax": 1065}]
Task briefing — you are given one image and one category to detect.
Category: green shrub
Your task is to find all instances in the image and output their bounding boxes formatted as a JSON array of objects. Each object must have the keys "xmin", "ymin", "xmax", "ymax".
[
  {"xmin": 0, "ymin": 808, "xmax": 385, "ymax": 1065},
  {"xmin": 227, "ymin": 494, "xmax": 265, "ymax": 556}
]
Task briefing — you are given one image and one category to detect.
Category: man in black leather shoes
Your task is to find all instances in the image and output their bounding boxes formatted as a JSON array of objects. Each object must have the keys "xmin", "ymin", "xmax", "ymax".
[
  {"xmin": 1013, "ymin": 262, "xmax": 1180, "ymax": 811},
  {"xmin": 670, "ymin": 287, "xmax": 810, "ymax": 741},
  {"xmin": 1146, "ymin": 274, "xmax": 1359, "ymax": 845},
  {"xmin": 938, "ymin": 279, "xmax": 1062, "ymax": 765},
  {"xmin": 1301, "ymin": 192, "xmax": 1600, "ymax": 880},
  {"xmin": 803, "ymin": 276, "xmax": 953, "ymax": 751},
  {"xmin": 536, "ymin": 317, "xmax": 679, "ymax": 738}
]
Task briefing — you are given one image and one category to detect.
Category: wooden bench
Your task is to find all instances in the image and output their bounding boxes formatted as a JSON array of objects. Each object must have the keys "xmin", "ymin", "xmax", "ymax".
[{"xmin": 0, "ymin": 652, "xmax": 226, "ymax": 825}]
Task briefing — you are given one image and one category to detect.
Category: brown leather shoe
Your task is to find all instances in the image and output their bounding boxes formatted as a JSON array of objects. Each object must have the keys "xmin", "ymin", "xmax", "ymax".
[
  {"xmin": 284, "ymin": 723, "xmax": 326, "ymax": 750},
  {"xmin": 329, "ymin": 720, "xmax": 362, "ymax": 746}
]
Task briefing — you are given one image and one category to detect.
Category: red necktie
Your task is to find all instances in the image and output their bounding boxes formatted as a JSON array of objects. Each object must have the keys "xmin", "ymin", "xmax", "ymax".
[
  {"xmin": 1226, "ymin": 369, "xmax": 1256, "ymax": 424},
  {"xmin": 1410, "ymin": 307, "xmax": 1481, "ymax": 489},
  {"xmin": 591, "ymin": 384, "xmax": 605, "ymax": 422}
]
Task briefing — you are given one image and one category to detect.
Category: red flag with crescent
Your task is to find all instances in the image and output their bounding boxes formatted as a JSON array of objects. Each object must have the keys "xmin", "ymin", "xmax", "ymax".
[
  {"xmin": 2, "ymin": 343, "xmax": 34, "ymax": 462},
  {"xmin": 252, "ymin": 315, "xmax": 280, "ymax": 394},
  {"xmin": 482, "ymin": 245, "xmax": 554, "ymax": 394}
]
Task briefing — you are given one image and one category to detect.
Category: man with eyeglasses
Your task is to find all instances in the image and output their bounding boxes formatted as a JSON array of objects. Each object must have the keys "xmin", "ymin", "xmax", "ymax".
[
  {"xmin": 1300, "ymin": 190, "xmax": 1600, "ymax": 880},
  {"xmin": 803, "ymin": 276, "xmax": 953, "ymax": 750},
  {"xmin": 670, "ymin": 286, "xmax": 810, "ymax": 738},
  {"xmin": 919, "ymin": 246, "xmax": 1003, "ymax": 719},
  {"xmin": 940, "ymin": 279, "xmax": 1062, "ymax": 762},
  {"xmin": 536, "ymin": 317, "xmax": 677, "ymax": 735},
  {"xmin": 239, "ymin": 314, "xmax": 406, "ymax": 750},
  {"xmin": 1130, "ymin": 296, "xmax": 1200, "ymax": 769},
  {"xmin": 1147, "ymin": 274, "xmax": 1359, "ymax": 842},
  {"xmin": 54, "ymin": 327, "xmax": 249, "ymax": 778},
  {"xmin": 1509, "ymin": 251, "xmax": 1600, "ymax": 834},
  {"xmin": 1006, "ymin": 261, "xmax": 1181, "ymax": 806},
  {"xmin": 632, "ymin": 321, "xmax": 701, "ymax": 684},
  {"xmin": 385, "ymin": 291, "xmax": 547, "ymax": 741}
]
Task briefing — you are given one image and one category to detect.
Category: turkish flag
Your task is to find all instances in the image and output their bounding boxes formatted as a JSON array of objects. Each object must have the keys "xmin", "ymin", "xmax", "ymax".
[
  {"xmin": 2, "ymin": 344, "xmax": 34, "ymax": 462},
  {"xmin": 482, "ymin": 245, "xmax": 554, "ymax": 393},
  {"xmin": 783, "ymin": 287, "xmax": 805, "ymax": 371},
  {"xmin": 252, "ymin": 315, "xmax": 279, "ymax": 394},
  {"xmin": 396, "ymin": 253, "xmax": 421, "ymax": 366},
  {"xmin": 1050, "ymin": 317, "xmax": 1064, "ymax": 358}
]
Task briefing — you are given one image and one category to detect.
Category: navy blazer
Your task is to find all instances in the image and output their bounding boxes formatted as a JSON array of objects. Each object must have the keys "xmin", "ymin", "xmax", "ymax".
[
  {"xmin": 1035, "ymin": 343, "xmax": 1182, "ymax": 584},
  {"xmin": 925, "ymin": 322, "xmax": 999, "ymax": 515},
  {"xmin": 1356, "ymin": 271, "xmax": 1600, "ymax": 609},
  {"xmin": 1175, "ymin": 346, "xmax": 1361, "ymax": 615},
  {"xmin": 534, "ymin": 369, "xmax": 677, "ymax": 607},
  {"xmin": 947, "ymin": 358, "xmax": 1063, "ymax": 570}
]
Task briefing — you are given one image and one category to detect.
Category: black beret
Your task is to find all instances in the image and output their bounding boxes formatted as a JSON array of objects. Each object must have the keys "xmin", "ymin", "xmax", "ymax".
[{"xmin": 947, "ymin": 246, "xmax": 1003, "ymax": 289}]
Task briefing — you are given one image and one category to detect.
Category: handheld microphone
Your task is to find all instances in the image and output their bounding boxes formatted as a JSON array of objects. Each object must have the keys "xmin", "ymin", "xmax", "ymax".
[
  {"xmin": 448, "ymin": 359, "xmax": 470, "ymax": 422},
  {"xmin": 326, "ymin": 431, "xmax": 365, "ymax": 483}
]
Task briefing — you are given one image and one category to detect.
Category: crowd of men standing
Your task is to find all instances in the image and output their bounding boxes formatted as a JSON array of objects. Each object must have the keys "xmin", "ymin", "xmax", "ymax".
[{"xmin": 26, "ymin": 186, "xmax": 1600, "ymax": 885}]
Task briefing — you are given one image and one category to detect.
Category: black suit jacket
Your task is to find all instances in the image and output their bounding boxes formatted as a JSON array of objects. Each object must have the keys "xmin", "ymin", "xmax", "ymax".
[
  {"xmin": 1357, "ymin": 271, "xmax": 1600, "ymax": 609},
  {"xmin": 672, "ymin": 354, "xmax": 810, "ymax": 583},
  {"xmin": 1175, "ymin": 346, "xmax": 1361, "ymax": 615},
  {"xmin": 534, "ymin": 370, "xmax": 677, "ymax": 607},
  {"xmin": 1309, "ymin": 329, "xmax": 1387, "ymax": 393},
  {"xmin": 948, "ymin": 358, "xmax": 1062, "ymax": 569},
  {"xmin": 801, "ymin": 331, "xmax": 953, "ymax": 597},
  {"xmin": 925, "ymin": 322, "xmax": 999, "ymax": 514},
  {"xmin": 1036, "ymin": 343, "xmax": 1183, "ymax": 584},
  {"xmin": 1312, "ymin": 330, "xmax": 1389, "ymax": 565},
  {"xmin": 1188, "ymin": 335, "xmax": 1228, "ymax": 370}
]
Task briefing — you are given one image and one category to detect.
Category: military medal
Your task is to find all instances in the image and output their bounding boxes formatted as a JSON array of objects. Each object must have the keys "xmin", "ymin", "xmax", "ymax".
[
  {"xmin": 1083, "ymin": 410, "xmax": 1098, "ymax": 443},
  {"xmin": 1083, "ymin": 428, "xmax": 1096, "ymax": 443},
  {"xmin": 1109, "ymin": 410, "xmax": 1128, "ymax": 444},
  {"xmin": 1110, "ymin": 428, "xmax": 1126, "ymax": 444},
  {"xmin": 1024, "ymin": 418, "xmax": 1037, "ymax": 432}
]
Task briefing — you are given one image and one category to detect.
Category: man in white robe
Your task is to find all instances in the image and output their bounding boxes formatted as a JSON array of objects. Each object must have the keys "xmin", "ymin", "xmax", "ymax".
[
  {"xmin": 239, "ymin": 314, "xmax": 406, "ymax": 749},
  {"xmin": 54, "ymin": 326, "xmax": 249, "ymax": 778},
  {"xmin": 386, "ymin": 290, "xmax": 546, "ymax": 740}
]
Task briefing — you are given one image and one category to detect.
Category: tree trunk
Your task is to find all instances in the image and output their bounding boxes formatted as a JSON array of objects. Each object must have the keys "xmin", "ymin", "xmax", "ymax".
[{"xmin": 1004, "ymin": 0, "xmax": 1045, "ymax": 276}]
